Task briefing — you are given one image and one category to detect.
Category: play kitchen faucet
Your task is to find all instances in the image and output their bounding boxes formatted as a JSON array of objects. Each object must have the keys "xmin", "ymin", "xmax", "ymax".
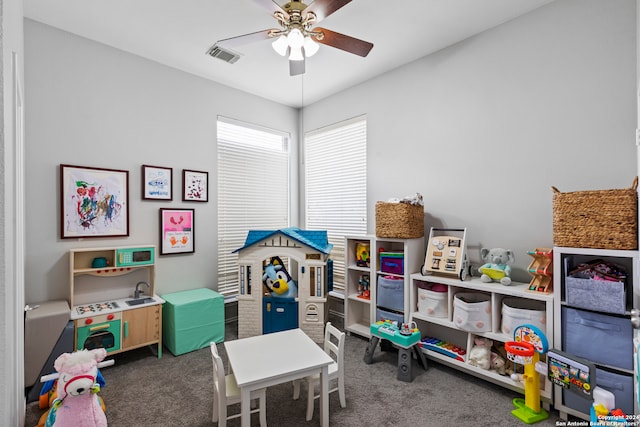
[{"xmin": 134, "ymin": 281, "xmax": 150, "ymax": 299}]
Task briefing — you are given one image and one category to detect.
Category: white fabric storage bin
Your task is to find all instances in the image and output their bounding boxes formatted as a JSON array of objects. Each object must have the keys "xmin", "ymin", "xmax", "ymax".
[
  {"xmin": 453, "ymin": 293, "xmax": 491, "ymax": 332},
  {"xmin": 417, "ymin": 284, "xmax": 448, "ymax": 318},
  {"xmin": 501, "ymin": 298, "xmax": 546, "ymax": 336}
]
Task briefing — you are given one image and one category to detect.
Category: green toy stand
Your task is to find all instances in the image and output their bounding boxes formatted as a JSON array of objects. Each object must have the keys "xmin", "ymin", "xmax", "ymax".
[{"xmin": 507, "ymin": 324, "xmax": 549, "ymax": 424}]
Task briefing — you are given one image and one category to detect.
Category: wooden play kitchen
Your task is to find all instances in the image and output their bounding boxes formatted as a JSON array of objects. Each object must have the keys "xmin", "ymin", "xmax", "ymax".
[{"xmin": 69, "ymin": 246, "xmax": 163, "ymax": 357}]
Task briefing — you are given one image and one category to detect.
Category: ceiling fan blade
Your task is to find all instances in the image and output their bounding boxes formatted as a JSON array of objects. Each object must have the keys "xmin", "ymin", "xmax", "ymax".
[
  {"xmin": 252, "ymin": 0, "xmax": 289, "ymax": 19},
  {"xmin": 305, "ymin": 0, "xmax": 352, "ymax": 23},
  {"xmin": 216, "ymin": 29, "xmax": 274, "ymax": 49},
  {"xmin": 290, "ymin": 58, "xmax": 305, "ymax": 76},
  {"xmin": 314, "ymin": 27, "xmax": 373, "ymax": 57}
]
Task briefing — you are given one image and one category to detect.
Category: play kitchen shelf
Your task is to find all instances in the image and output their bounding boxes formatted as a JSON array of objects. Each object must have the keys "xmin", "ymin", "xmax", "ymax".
[
  {"xmin": 344, "ymin": 235, "xmax": 424, "ymax": 338},
  {"xmin": 552, "ymin": 247, "xmax": 639, "ymax": 421},
  {"xmin": 409, "ymin": 273, "xmax": 554, "ymax": 402},
  {"xmin": 70, "ymin": 245, "xmax": 163, "ymax": 357}
]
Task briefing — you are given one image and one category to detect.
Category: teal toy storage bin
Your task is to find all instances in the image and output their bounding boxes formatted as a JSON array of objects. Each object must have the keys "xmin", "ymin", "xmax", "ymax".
[{"xmin": 162, "ymin": 288, "xmax": 224, "ymax": 356}]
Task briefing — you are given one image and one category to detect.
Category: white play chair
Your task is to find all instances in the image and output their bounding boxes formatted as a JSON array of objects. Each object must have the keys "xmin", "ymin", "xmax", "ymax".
[
  {"xmin": 292, "ymin": 322, "xmax": 346, "ymax": 421},
  {"xmin": 210, "ymin": 342, "xmax": 267, "ymax": 426}
]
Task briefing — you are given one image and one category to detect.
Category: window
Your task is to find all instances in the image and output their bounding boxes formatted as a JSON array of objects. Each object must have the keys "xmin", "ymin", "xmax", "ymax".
[
  {"xmin": 305, "ymin": 116, "xmax": 367, "ymax": 293},
  {"xmin": 217, "ymin": 117, "xmax": 290, "ymax": 297}
]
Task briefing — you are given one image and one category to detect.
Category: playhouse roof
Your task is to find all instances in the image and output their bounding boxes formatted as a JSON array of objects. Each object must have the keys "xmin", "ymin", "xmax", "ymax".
[{"xmin": 233, "ymin": 227, "xmax": 333, "ymax": 254}]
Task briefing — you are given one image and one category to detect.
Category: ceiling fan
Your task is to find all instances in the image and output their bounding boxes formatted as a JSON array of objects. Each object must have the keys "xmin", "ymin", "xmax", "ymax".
[{"xmin": 208, "ymin": 0, "xmax": 374, "ymax": 76}]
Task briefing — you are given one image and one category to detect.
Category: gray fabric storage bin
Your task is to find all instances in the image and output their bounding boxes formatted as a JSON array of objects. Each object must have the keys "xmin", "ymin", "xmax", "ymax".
[
  {"xmin": 376, "ymin": 307, "xmax": 404, "ymax": 324},
  {"xmin": 565, "ymin": 276, "xmax": 626, "ymax": 314},
  {"xmin": 563, "ymin": 368, "xmax": 634, "ymax": 415},
  {"xmin": 562, "ymin": 307, "xmax": 633, "ymax": 370},
  {"xmin": 377, "ymin": 275, "xmax": 404, "ymax": 312}
]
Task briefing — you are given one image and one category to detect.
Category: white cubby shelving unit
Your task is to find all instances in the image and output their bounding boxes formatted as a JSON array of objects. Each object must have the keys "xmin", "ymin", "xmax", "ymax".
[
  {"xmin": 409, "ymin": 273, "xmax": 554, "ymax": 402},
  {"xmin": 344, "ymin": 235, "xmax": 424, "ymax": 338}
]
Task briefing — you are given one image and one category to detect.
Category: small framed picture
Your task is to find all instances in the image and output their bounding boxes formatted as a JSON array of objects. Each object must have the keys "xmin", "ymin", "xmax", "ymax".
[
  {"xmin": 159, "ymin": 208, "xmax": 195, "ymax": 255},
  {"xmin": 142, "ymin": 165, "xmax": 173, "ymax": 200},
  {"xmin": 60, "ymin": 164, "xmax": 129, "ymax": 238},
  {"xmin": 182, "ymin": 169, "xmax": 208, "ymax": 202}
]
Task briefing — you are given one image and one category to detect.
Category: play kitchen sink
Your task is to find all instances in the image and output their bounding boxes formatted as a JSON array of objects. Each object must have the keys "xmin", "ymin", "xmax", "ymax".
[{"xmin": 125, "ymin": 297, "xmax": 156, "ymax": 306}]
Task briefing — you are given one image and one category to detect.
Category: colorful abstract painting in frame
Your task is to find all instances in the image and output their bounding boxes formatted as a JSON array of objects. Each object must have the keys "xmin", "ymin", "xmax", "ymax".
[
  {"xmin": 182, "ymin": 169, "xmax": 208, "ymax": 202},
  {"xmin": 160, "ymin": 208, "xmax": 195, "ymax": 255},
  {"xmin": 60, "ymin": 164, "xmax": 129, "ymax": 238}
]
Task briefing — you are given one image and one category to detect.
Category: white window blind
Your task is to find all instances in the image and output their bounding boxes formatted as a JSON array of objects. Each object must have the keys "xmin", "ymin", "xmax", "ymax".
[
  {"xmin": 305, "ymin": 116, "xmax": 367, "ymax": 293},
  {"xmin": 217, "ymin": 117, "xmax": 290, "ymax": 297}
]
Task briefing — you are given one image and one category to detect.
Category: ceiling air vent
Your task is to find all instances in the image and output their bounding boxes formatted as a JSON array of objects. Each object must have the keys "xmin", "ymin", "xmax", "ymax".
[{"xmin": 206, "ymin": 44, "xmax": 241, "ymax": 64}]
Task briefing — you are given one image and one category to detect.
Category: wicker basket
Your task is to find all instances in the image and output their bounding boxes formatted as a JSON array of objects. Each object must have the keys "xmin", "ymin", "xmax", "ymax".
[
  {"xmin": 375, "ymin": 202, "xmax": 424, "ymax": 239},
  {"xmin": 552, "ymin": 177, "xmax": 638, "ymax": 250}
]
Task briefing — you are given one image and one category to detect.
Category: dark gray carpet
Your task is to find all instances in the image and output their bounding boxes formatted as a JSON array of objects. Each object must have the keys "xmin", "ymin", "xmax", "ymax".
[{"xmin": 25, "ymin": 315, "xmax": 567, "ymax": 426}]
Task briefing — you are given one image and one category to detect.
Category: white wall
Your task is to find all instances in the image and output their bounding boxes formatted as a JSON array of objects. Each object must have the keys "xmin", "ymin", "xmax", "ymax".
[
  {"xmin": 22, "ymin": 0, "xmax": 638, "ymax": 297},
  {"xmin": 2, "ymin": 0, "xmax": 26, "ymax": 425},
  {"xmin": 302, "ymin": 0, "xmax": 637, "ymax": 282},
  {"xmin": 23, "ymin": 19, "xmax": 299, "ymax": 304}
]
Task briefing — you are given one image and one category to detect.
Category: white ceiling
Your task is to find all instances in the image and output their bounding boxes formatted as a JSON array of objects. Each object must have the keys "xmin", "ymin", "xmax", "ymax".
[{"xmin": 24, "ymin": 0, "xmax": 555, "ymax": 107}]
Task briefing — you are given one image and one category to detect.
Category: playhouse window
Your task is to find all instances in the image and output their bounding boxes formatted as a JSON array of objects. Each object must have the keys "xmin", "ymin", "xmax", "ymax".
[
  {"xmin": 238, "ymin": 265, "xmax": 252, "ymax": 295},
  {"xmin": 308, "ymin": 266, "xmax": 324, "ymax": 297}
]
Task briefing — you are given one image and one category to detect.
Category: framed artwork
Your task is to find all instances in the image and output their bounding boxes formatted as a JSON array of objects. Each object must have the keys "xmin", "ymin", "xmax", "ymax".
[
  {"xmin": 160, "ymin": 208, "xmax": 195, "ymax": 255},
  {"xmin": 142, "ymin": 164, "xmax": 173, "ymax": 200},
  {"xmin": 60, "ymin": 164, "xmax": 129, "ymax": 239},
  {"xmin": 182, "ymin": 169, "xmax": 208, "ymax": 202}
]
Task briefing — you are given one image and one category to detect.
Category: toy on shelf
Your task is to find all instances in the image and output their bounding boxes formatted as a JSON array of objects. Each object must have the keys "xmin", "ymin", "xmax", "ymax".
[
  {"xmin": 422, "ymin": 227, "xmax": 470, "ymax": 280},
  {"xmin": 355, "ymin": 242, "xmax": 370, "ymax": 267},
  {"xmin": 468, "ymin": 336, "xmax": 492, "ymax": 370},
  {"xmin": 478, "ymin": 247, "xmax": 514, "ymax": 286},
  {"xmin": 420, "ymin": 336, "xmax": 466, "ymax": 361},
  {"xmin": 357, "ymin": 274, "xmax": 370, "ymax": 300},
  {"xmin": 506, "ymin": 324, "xmax": 549, "ymax": 424},
  {"xmin": 37, "ymin": 349, "xmax": 113, "ymax": 427},
  {"xmin": 527, "ymin": 248, "xmax": 553, "ymax": 294}
]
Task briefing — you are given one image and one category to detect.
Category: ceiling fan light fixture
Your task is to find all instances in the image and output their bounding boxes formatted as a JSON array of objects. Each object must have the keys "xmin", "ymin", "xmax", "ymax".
[
  {"xmin": 289, "ymin": 46, "xmax": 304, "ymax": 61},
  {"xmin": 272, "ymin": 35, "xmax": 289, "ymax": 56},
  {"xmin": 303, "ymin": 36, "xmax": 319, "ymax": 57},
  {"xmin": 287, "ymin": 28, "xmax": 305, "ymax": 49}
]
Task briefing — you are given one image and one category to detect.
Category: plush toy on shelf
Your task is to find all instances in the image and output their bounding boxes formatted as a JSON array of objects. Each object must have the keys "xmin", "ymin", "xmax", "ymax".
[
  {"xmin": 468, "ymin": 337, "xmax": 492, "ymax": 370},
  {"xmin": 490, "ymin": 351, "xmax": 507, "ymax": 375},
  {"xmin": 478, "ymin": 247, "xmax": 514, "ymax": 286},
  {"xmin": 41, "ymin": 348, "xmax": 109, "ymax": 427}
]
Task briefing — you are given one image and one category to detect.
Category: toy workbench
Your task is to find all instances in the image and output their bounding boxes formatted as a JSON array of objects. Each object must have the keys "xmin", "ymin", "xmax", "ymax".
[{"xmin": 363, "ymin": 320, "xmax": 427, "ymax": 382}]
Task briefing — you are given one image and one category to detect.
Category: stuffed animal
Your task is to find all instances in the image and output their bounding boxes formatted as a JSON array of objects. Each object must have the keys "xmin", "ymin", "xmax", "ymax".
[
  {"xmin": 43, "ymin": 349, "xmax": 108, "ymax": 427},
  {"xmin": 262, "ymin": 256, "xmax": 298, "ymax": 298},
  {"xmin": 468, "ymin": 337, "xmax": 492, "ymax": 370},
  {"xmin": 490, "ymin": 351, "xmax": 507, "ymax": 375},
  {"xmin": 478, "ymin": 247, "xmax": 514, "ymax": 286}
]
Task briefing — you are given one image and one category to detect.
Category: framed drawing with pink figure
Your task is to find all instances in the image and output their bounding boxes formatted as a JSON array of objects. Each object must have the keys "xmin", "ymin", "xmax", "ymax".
[{"xmin": 160, "ymin": 208, "xmax": 195, "ymax": 255}]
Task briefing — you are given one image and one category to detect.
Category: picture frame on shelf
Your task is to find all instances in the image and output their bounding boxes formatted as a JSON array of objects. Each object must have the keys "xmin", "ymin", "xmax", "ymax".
[
  {"xmin": 142, "ymin": 164, "xmax": 173, "ymax": 201},
  {"xmin": 60, "ymin": 164, "xmax": 129, "ymax": 239},
  {"xmin": 182, "ymin": 169, "xmax": 208, "ymax": 202},
  {"xmin": 159, "ymin": 208, "xmax": 195, "ymax": 255}
]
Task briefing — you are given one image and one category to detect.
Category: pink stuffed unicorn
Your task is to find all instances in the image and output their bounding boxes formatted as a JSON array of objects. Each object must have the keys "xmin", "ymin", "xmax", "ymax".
[{"xmin": 45, "ymin": 348, "xmax": 108, "ymax": 427}]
